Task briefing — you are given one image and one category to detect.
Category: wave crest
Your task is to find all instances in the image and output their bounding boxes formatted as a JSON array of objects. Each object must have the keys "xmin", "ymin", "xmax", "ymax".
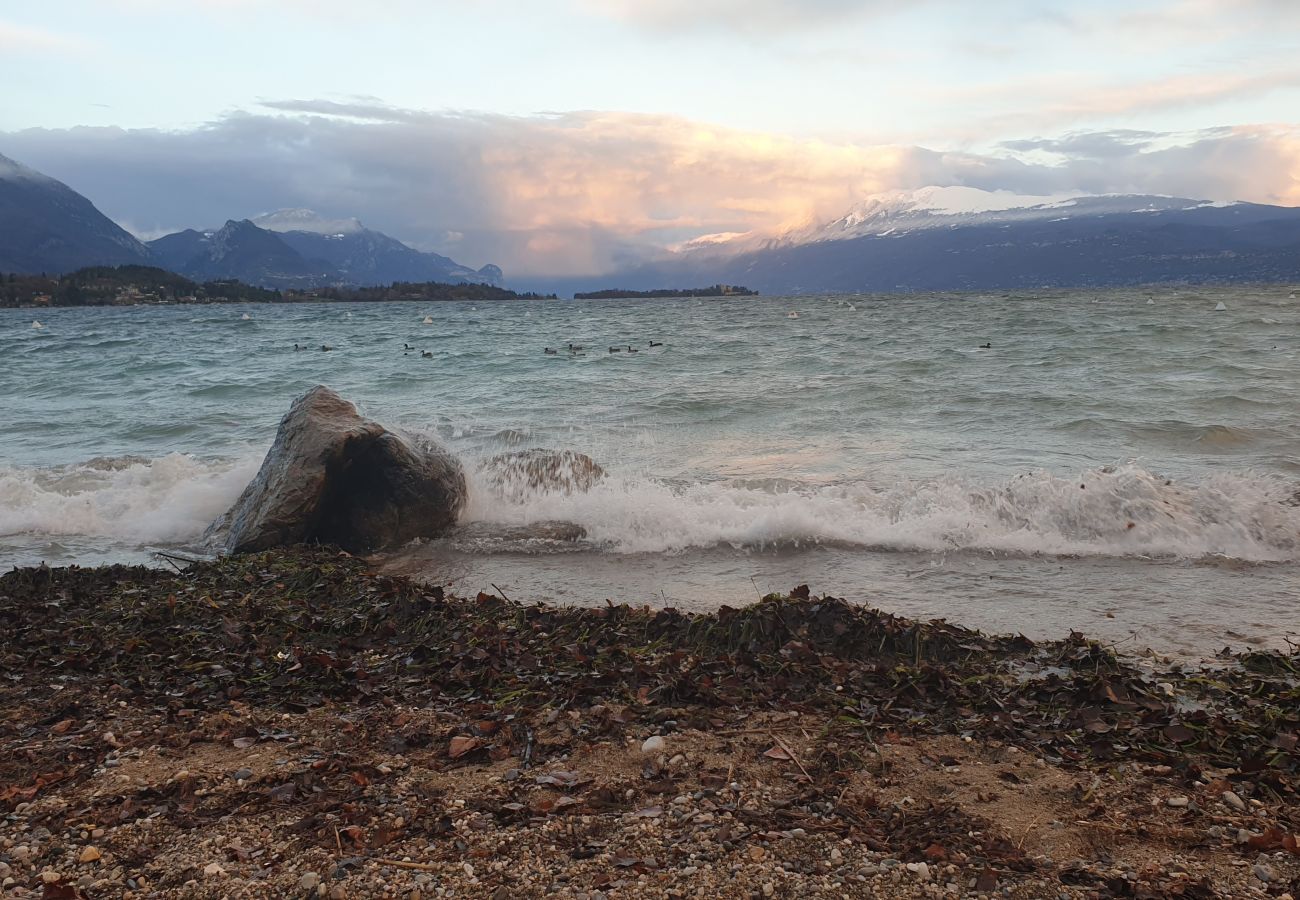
[
  {"xmin": 0, "ymin": 454, "xmax": 260, "ymax": 544},
  {"xmin": 462, "ymin": 461, "xmax": 1300, "ymax": 561}
]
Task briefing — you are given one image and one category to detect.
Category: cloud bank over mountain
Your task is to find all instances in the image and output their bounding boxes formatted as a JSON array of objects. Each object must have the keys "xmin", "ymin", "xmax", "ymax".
[{"xmin": 4, "ymin": 106, "xmax": 1298, "ymax": 277}]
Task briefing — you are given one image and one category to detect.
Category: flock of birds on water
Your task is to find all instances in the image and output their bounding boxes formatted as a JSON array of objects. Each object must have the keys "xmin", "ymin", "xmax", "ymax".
[
  {"xmin": 24, "ymin": 291, "xmax": 1299, "ymax": 337},
  {"xmin": 545, "ymin": 341, "xmax": 664, "ymax": 357}
]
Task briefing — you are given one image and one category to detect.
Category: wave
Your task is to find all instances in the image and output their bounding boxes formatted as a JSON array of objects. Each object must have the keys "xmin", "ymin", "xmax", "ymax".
[
  {"xmin": 2, "ymin": 452, "xmax": 1296, "ymax": 565},
  {"xmin": 460, "ymin": 461, "xmax": 1300, "ymax": 562},
  {"xmin": 0, "ymin": 453, "xmax": 260, "ymax": 544}
]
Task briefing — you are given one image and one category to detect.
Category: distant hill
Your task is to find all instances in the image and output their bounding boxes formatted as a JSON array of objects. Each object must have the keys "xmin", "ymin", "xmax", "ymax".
[
  {"xmin": 0, "ymin": 153, "xmax": 150, "ymax": 275},
  {"xmin": 150, "ymin": 210, "xmax": 503, "ymax": 290},
  {"xmin": 573, "ymin": 285, "xmax": 757, "ymax": 299},
  {"xmin": 148, "ymin": 219, "xmax": 331, "ymax": 288},
  {"xmin": 576, "ymin": 186, "xmax": 1300, "ymax": 295},
  {"xmin": 254, "ymin": 208, "xmax": 501, "ymax": 287},
  {"xmin": 0, "ymin": 154, "xmax": 504, "ymax": 289},
  {"xmin": 0, "ymin": 264, "xmax": 278, "ymax": 307}
]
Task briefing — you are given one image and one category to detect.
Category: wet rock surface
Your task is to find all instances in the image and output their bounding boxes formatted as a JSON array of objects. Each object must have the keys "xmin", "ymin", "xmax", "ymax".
[{"xmin": 207, "ymin": 386, "xmax": 466, "ymax": 554}]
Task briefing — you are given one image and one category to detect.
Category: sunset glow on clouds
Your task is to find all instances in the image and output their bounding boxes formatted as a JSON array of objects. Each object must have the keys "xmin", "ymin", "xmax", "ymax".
[{"xmin": 1, "ymin": 0, "xmax": 1298, "ymax": 275}]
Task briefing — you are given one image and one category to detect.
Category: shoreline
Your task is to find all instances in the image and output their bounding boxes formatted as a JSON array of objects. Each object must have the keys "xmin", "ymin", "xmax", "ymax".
[{"xmin": 2, "ymin": 547, "xmax": 1298, "ymax": 898}]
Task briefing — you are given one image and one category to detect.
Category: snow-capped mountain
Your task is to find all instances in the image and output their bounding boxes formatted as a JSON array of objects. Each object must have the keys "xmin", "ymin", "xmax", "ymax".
[
  {"xmin": 148, "ymin": 219, "xmax": 330, "ymax": 287},
  {"xmin": 682, "ymin": 186, "xmax": 1251, "ymax": 257},
  {"xmin": 785, "ymin": 186, "xmax": 1244, "ymax": 245},
  {"xmin": 572, "ymin": 184, "xmax": 1300, "ymax": 295}
]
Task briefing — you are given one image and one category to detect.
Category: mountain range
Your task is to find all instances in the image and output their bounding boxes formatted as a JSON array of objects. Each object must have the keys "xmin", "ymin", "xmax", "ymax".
[
  {"xmin": 586, "ymin": 185, "xmax": 1300, "ymax": 295},
  {"xmin": 4, "ymin": 151, "xmax": 1299, "ymax": 294},
  {"xmin": 0, "ymin": 153, "xmax": 501, "ymax": 288}
]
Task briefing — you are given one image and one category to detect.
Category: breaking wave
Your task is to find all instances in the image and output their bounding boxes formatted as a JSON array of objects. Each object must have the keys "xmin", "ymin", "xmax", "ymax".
[
  {"xmin": 0, "ymin": 453, "xmax": 260, "ymax": 544},
  {"xmin": 2, "ymin": 452, "xmax": 1296, "ymax": 564},
  {"xmin": 462, "ymin": 460, "xmax": 1300, "ymax": 562}
]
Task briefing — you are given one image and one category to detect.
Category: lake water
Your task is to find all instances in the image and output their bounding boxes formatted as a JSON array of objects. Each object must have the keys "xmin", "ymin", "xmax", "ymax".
[{"xmin": 2, "ymin": 286, "xmax": 1297, "ymax": 657}]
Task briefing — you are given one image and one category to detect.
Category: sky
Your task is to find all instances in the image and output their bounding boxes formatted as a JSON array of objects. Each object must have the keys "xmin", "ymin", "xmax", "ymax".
[{"xmin": 2, "ymin": 0, "xmax": 1300, "ymax": 276}]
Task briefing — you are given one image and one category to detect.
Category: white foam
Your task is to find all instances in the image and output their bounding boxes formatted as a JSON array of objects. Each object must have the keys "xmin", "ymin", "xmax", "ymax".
[
  {"xmin": 0, "ymin": 454, "xmax": 261, "ymax": 544},
  {"xmin": 460, "ymin": 463, "xmax": 1300, "ymax": 562}
]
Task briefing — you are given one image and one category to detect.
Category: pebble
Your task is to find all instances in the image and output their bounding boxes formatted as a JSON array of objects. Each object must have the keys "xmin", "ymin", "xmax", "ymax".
[
  {"xmin": 231, "ymin": 768, "xmax": 253, "ymax": 781},
  {"xmin": 11, "ymin": 846, "xmax": 30, "ymax": 862},
  {"xmin": 1222, "ymin": 791, "xmax": 1247, "ymax": 812},
  {"xmin": 761, "ymin": 883, "xmax": 775, "ymax": 897},
  {"xmin": 906, "ymin": 862, "xmax": 931, "ymax": 881},
  {"xmin": 299, "ymin": 872, "xmax": 320, "ymax": 891},
  {"xmin": 41, "ymin": 871, "xmax": 62, "ymax": 884},
  {"xmin": 829, "ymin": 848, "xmax": 843, "ymax": 863},
  {"xmin": 641, "ymin": 736, "xmax": 666, "ymax": 754},
  {"xmin": 1166, "ymin": 796, "xmax": 1189, "ymax": 808},
  {"xmin": 78, "ymin": 847, "xmax": 101, "ymax": 863},
  {"xmin": 1254, "ymin": 862, "xmax": 1276, "ymax": 883},
  {"xmin": 203, "ymin": 862, "xmax": 226, "ymax": 879}
]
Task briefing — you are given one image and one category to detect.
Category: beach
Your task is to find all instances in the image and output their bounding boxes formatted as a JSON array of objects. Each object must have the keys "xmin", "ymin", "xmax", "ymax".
[{"xmin": 2, "ymin": 548, "xmax": 1299, "ymax": 898}]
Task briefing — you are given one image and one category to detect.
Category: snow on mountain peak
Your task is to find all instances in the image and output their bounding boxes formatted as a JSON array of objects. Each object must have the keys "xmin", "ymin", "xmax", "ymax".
[
  {"xmin": 252, "ymin": 208, "xmax": 364, "ymax": 235},
  {"xmin": 778, "ymin": 185, "xmax": 1228, "ymax": 246},
  {"xmin": 670, "ymin": 231, "xmax": 750, "ymax": 253}
]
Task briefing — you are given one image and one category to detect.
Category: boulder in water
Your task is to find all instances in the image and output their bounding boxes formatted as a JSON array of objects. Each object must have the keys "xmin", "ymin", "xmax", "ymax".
[{"xmin": 208, "ymin": 386, "xmax": 466, "ymax": 554}]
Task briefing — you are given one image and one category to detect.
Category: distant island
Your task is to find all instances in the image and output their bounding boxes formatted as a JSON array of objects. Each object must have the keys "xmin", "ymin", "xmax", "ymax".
[
  {"xmin": 572, "ymin": 284, "xmax": 758, "ymax": 299},
  {"xmin": 0, "ymin": 265, "xmax": 554, "ymax": 308}
]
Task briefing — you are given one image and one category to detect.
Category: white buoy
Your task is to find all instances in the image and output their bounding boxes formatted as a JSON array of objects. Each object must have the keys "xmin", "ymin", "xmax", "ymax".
[
  {"xmin": 1214, "ymin": 302, "xmax": 1227, "ymax": 311},
  {"xmin": 422, "ymin": 315, "xmax": 434, "ymax": 324},
  {"xmin": 1147, "ymin": 298, "xmax": 1154, "ymax": 305},
  {"xmin": 241, "ymin": 312, "xmax": 251, "ymax": 320},
  {"xmin": 31, "ymin": 320, "xmax": 43, "ymax": 329},
  {"xmin": 787, "ymin": 311, "xmax": 799, "ymax": 319},
  {"xmin": 1290, "ymin": 291, "xmax": 1297, "ymax": 299},
  {"xmin": 345, "ymin": 312, "xmax": 352, "ymax": 318},
  {"xmin": 848, "ymin": 305, "xmax": 857, "ymax": 311}
]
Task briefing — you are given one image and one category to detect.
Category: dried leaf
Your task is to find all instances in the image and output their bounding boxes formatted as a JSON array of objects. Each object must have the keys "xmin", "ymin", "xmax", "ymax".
[{"xmin": 449, "ymin": 735, "xmax": 481, "ymax": 759}]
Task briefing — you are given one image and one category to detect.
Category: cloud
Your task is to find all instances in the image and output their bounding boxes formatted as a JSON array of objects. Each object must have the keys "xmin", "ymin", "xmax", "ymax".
[
  {"xmin": 0, "ymin": 19, "xmax": 93, "ymax": 54},
  {"xmin": 939, "ymin": 66, "xmax": 1300, "ymax": 139},
  {"xmin": 582, "ymin": 0, "xmax": 904, "ymax": 33},
  {"xmin": 3, "ymin": 108, "xmax": 1298, "ymax": 278}
]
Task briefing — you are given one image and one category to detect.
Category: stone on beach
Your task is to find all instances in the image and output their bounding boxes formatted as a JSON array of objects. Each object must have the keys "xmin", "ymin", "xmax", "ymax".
[{"xmin": 206, "ymin": 385, "xmax": 466, "ymax": 554}]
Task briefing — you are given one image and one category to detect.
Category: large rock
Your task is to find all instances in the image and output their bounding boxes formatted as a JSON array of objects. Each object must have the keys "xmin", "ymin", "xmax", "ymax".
[{"xmin": 209, "ymin": 386, "xmax": 466, "ymax": 554}]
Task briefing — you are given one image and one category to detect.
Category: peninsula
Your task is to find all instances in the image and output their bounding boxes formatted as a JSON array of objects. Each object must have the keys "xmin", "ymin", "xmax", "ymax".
[{"xmin": 572, "ymin": 284, "xmax": 758, "ymax": 299}]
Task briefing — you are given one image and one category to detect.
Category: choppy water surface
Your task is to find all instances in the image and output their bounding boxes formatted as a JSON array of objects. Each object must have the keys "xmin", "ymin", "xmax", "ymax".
[{"xmin": 2, "ymin": 286, "xmax": 1298, "ymax": 656}]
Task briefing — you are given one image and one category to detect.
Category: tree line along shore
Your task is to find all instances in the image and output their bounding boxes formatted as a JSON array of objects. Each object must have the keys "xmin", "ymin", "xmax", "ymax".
[
  {"xmin": 0, "ymin": 265, "xmax": 555, "ymax": 308},
  {"xmin": 1, "ymin": 547, "xmax": 1298, "ymax": 898}
]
